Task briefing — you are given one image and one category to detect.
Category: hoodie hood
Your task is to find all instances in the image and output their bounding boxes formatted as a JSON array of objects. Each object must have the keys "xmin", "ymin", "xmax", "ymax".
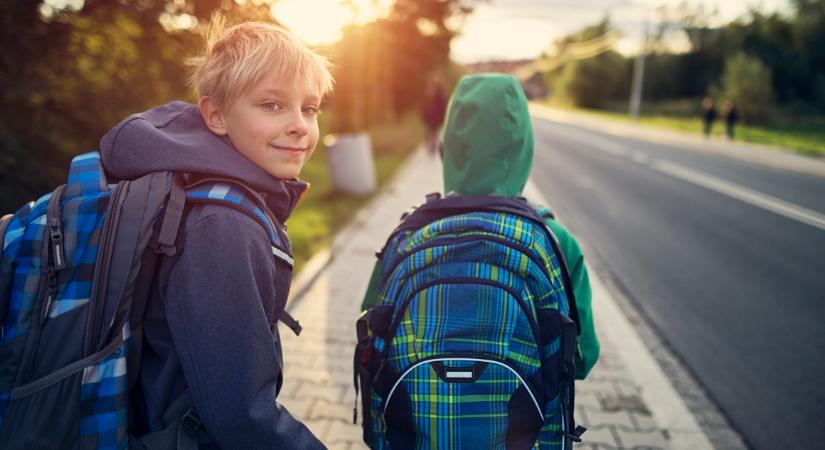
[
  {"xmin": 100, "ymin": 101, "xmax": 308, "ymax": 223},
  {"xmin": 442, "ymin": 74, "xmax": 533, "ymax": 197}
]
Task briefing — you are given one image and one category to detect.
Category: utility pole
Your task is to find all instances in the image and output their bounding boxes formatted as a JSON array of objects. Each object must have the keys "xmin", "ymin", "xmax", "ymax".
[{"xmin": 629, "ymin": 8, "xmax": 649, "ymax": 122}]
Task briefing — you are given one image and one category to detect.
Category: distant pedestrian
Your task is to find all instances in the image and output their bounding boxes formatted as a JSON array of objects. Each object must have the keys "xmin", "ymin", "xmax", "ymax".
[
  {"xmin": 702, "ymin": 96, "xmax": 717, "ymax": 138},
  {"xmin": 723, "ymin": 100, "xmax": 738, "ymax": 140},
  {"xmin": 422, "ymin": 72, "xmax": 448, "ymax": 156}
]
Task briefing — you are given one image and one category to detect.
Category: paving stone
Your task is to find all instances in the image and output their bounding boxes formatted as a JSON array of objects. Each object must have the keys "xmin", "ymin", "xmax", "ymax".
[
  {"xmin": 309, "ymin": 398, "xmax": 355, "ymax": 422},
  {"xmin": 613, "ymin": 427, "xmax": 670, "ymax": 450},
  {"xmin": 576, "ymin": 390, "xmax": 601, "ymax": 410},
  {"xmin": 577, "ymin": 379, "xmax": 622, "ymax": 397},
  {"xmin": 629, "ymin": 411, "xmax": 658, "ymax": 433},
  {"xmin": 296, "ymin": 382, "xmax": 346, "ymax": 403},
  {"xmin": 579, "ymin": 405, "xmax": 637, "ymax": 431},
  {"xmin": 303, "ymin": 419, "xmax": 335, "ymax": 442},
  {"xmin": 611, "ymin": 380, "xmax": 642, "ymax": 398},
  {"xmin": 283, "ymin": 351, "xmax": 318, "ymax": 369},
  {"xmin": 573, "ymin": 444, "xmax": 602, "ymax": 450},
  {"xmin": 283, "ymin": 366, "xmax": 333, "ymax": 384},
  {"xmin": 278, "ymin": 379, "xmax": 302, "ymax": 399},
  {"xmin": 326, "ymin": 442, "xmax": 352, "ymax": 450},
  {"xmin": 313, "ymin": 354, "xmax": 358, "ymax": 374},
  {"xmin": 279, "ymin": 396, "xmax": 316, "ymax": 419},
  {"xmin": 327, "ymin": 419, "xmax": 367, "ymax": 446},
  {"xmin": 600, "ymin": 393, "xmax": 650, "ymax": 415},
  {"xmin": 579, "ymin": 425, "xmax": 620, "ymax": 448},
  {"xmin": 342, "ymin": 385, "xmax": 357, "ymax": 405}
]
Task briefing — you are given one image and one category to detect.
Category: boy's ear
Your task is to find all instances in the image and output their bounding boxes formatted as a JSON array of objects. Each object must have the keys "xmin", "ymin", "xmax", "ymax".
[{"xmin": 198, "ymin": 97, "xmax": 228, "ymax": 136}]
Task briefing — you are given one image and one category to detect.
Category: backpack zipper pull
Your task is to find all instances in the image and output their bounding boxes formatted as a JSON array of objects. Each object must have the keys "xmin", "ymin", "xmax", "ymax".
[
  {"xmin": 41, "ymin": 266, "xmax": 58, "ymax": 323},
  {"xmin": 49, "ymin": 217, "xmax": 66, "ymax": 270}
]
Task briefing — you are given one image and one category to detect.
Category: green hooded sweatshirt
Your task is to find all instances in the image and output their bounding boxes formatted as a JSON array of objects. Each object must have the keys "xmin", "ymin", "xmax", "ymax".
[{"xmin": 361, "ymin": 73, "xmax": 599, "ymax": 379}]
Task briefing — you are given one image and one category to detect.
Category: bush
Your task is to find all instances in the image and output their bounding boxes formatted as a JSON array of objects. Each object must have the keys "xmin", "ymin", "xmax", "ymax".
[
  {"xmin": 718, "ymin": 53, "xmax": 776, "ymax": 124},
  {"xmin": 556, "ymin": 51, "xmax": 629, "ymax": 108}
]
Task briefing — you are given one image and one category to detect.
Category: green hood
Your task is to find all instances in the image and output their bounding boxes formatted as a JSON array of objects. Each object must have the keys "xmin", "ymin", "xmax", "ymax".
[{"xmin": 442, "ymin": 73, "xmax": 534, "ymax": 197}]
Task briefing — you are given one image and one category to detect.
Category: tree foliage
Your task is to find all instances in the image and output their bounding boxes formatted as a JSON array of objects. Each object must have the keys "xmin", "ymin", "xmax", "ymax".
[
  {"xmin": 544, "ymin": 18, "xmax": 630, "ymax": 108},
  {"xmin": 718, "ymin": 53, "xmax": 775, "ymax": 123},
  {"xmin": 326, "ymin": 0, "xmax": 479, "ymax": 133},
  {"xmin": 544, "ymin": 1, "xmax": 825, "ymax": 118},
  {"xmin": 1, "ymin": 0, "xmax": 476, "ymax": 211}
]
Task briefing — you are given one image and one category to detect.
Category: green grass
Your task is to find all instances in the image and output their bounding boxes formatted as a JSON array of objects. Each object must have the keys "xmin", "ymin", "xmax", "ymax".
[
  {"xmin": 538, "ymin": 100, "xmax": 825, "ymax": 157},
  {"xmin": 287, "ymin": 114, "xmax": 425, "ymax": 272}
]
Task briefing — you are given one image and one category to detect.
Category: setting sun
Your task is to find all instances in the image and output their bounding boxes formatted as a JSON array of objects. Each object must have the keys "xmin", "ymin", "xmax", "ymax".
[{"xmin": 271, "ymin": 0, "xmax": 392, "ymax": 46}]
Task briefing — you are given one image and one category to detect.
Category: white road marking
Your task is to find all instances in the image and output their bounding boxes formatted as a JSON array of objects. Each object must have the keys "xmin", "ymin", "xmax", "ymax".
[
  {"xmin": 542, "ymin": 121, "xmax": 825, "ymax": 232},
  {"xmin": 653, "ymin": 160, "xmax": 825, "ymax": 231}
]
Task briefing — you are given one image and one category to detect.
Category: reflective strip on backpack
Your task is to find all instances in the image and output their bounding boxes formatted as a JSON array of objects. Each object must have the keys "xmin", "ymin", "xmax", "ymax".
[{"xmin": 272, "ymin": 246, "xmax": 294, "ymax": 268}]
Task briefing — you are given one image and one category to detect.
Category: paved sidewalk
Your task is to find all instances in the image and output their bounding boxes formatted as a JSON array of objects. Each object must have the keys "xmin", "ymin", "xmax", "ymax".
[{"xmin": 278, "ymin": 149, "xmax": 718, "ymax": 449}]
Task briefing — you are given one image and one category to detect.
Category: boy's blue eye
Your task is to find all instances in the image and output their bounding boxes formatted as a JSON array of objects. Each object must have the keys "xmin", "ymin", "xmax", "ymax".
[
  {"xmin": 303, "ymin": 105, "xmax": 320, "ymax": 116},
  {"xmin": 261, "ymin": 101, "xmax": 282, "ymax": 112}
]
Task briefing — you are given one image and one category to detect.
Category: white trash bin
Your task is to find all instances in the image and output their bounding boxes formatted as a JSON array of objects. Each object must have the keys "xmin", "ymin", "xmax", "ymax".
[{"xmin": 324, "ymin": 132, "xmax": 376, "ymax": 195}]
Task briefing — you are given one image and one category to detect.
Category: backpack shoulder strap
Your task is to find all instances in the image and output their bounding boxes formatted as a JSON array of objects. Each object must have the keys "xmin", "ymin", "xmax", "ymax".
[
  {"xmin": 182, "ymin": 177, "xmax": 292, "ymax": 266},
  {"xmin": 527, "ymin": 202, "xmax": 581, "ymax": 335},
  {"xmin": 532, "ymin": 203, "xmax": 555, "ymax": 221},
  {"xmin": 382, "ymin": 193, "xmax": 547, "ymax": 251},
  {"xmin": 0, "ymin": 214, "xmax": 13, "ymax": 253},
  {"xmin": 181, "ymin": 176, "xmax": 301, "ymax": 336}
]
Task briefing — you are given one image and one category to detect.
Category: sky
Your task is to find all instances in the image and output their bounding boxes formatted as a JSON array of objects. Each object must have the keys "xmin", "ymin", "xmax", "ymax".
[
  {"xmin": 270, "ymin": 0, "xmax": 793, "ymax": 63},
  {"xmin": 451, "ymin": 0, "xmax": 793, "ymax": 63}
]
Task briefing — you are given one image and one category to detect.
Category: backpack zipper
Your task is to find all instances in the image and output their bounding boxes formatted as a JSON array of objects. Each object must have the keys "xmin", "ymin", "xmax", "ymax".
[
  {"xmin": 381, "ymin": 234, "xmax": 556, "ymax": 293},
  {"xmin": 85, "ymin": 181, "xmax": 128, "ymax": 354},
  {"xmin": 382, "ymin": 354, "xmax": 544, "ymax": 421},
  {"xmin": 15, "ymin": 185, "xmax": 65, "ymax": 384}
]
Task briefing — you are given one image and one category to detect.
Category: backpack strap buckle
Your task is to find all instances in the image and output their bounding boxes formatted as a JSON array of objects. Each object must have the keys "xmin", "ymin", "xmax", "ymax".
[
  {"xmin": 152, "ymin": 174, "xmax": 186, "ymax": 256},
  {"xmin": 279, "ymin": 310, "xmax": 302, "ymax": 336},
  {"xmin": 180, "ymin": 409, "xmax": 202, "ymax": 432},
  {"xmin": 424, "ymin": 192, "xmax": 442, "ymax": 202},
  {"xmin": 565, "ymin": 425, "xmax": 587, "ymax": 443}
]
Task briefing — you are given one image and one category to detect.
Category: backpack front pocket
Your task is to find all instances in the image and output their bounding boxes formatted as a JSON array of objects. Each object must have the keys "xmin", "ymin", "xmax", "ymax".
[{"xmin": 383, "ymin": 357, "xmax": 543, "ymax": 450}]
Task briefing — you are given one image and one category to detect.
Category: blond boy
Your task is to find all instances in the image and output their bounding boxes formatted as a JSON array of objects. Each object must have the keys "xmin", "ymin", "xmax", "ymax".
[{"xmin": 100, "ymin": 19, "xmax": 332, "ymax": 449}]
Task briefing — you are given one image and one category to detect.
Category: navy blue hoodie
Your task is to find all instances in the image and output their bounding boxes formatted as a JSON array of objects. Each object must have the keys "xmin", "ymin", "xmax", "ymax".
[{"xmin": 100, "ymin": 101, "xmax": 325, "ymax": 449}]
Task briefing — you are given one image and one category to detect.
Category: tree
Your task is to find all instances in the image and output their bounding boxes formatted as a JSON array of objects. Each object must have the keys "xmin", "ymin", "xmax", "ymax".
[
  {"xmin": 0, "ymin": 1, "xmax": 275, "ymax": 212},
  {"xmin": 718, "ymin": 53, "xmax": 775, "ymax": 123},
  {"xmin": 324, "ymin": 0, "xmax": 481, "ymax": 133},
  {"xmin": 547, "ymin": 18, "xmax": 631, "ymax": 108}
]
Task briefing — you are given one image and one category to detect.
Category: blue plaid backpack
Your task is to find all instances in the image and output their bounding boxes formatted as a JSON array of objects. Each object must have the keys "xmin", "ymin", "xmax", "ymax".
[
  {"xmin": 0, "ymin": 151, "xmax": 300, "ymax": 449},
  {"xmin": 354, "ymin": 193, "xmax": 586, "ymax": 450}
]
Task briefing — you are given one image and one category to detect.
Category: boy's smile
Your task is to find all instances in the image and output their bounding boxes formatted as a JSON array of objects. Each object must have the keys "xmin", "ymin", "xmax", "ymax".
[{"xmin": 202, "ymin": 71, "xmax": 321, "ymax": 180}]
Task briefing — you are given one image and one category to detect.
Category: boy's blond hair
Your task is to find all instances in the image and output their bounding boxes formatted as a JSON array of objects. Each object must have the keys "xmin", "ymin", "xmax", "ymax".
[{"xmin": 188, "ymin": 16, "xmax": 334, "ymax": 109}]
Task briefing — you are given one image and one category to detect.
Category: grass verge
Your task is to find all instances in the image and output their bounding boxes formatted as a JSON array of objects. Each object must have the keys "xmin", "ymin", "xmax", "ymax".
[
  {"xmin": 287, "ymin": 114, "xmax": 424, "ymax": 272},
  {"xmin": 539, "ymin": 101, "xmax": 825, "ymax": 157}
]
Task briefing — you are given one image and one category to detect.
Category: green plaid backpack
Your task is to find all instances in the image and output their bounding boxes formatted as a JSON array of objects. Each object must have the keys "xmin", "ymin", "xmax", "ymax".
[
  {"xmin": 0, "ymin": 151, "xmax": 300, "ymax": 449},
  {"xmin": 354, "ymin": 193, "xmax": 586, "ymax": 450}
]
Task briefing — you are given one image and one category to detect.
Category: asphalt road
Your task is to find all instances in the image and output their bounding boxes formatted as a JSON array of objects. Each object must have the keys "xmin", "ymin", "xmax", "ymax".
[{"xmin": 530, "ymin": 117, "xmax": 825, "ymax": 450}]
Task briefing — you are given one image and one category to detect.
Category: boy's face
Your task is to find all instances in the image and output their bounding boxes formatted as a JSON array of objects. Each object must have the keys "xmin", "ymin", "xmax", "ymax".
[{"xmin": 208, "ymin": 73, "xmax": 321, "ymax": 180}]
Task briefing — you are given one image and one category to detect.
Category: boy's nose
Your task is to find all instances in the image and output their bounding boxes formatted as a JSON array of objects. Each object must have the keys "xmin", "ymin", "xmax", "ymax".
[{"xmin": 286, "ymin": 110, "xmax": 308, "ymax": 137}]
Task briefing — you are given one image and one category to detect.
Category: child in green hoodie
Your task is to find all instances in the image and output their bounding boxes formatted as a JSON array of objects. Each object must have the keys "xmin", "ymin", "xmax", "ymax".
[{"xmin": 360, "ymin": 73, "xmax": 599, "ymax": 379}]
